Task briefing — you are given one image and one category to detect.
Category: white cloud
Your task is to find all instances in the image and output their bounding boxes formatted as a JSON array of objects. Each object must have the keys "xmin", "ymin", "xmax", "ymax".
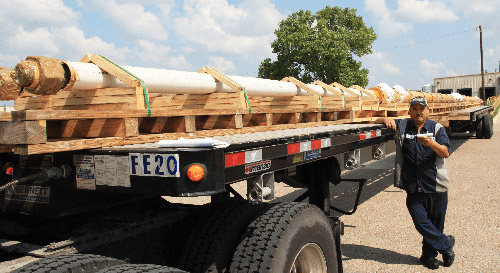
[
  {"xmin": 365, "ymin": 0, "xmax": 412, "ymax": 38},
  {"xmin": 449, "ymin": 0, "xmax": 500, "ymax": 39},
  {"xmin": 0, "ymin": 1, "xmax": 131, "ymax": 67},
  {"xmin": 84, "ymin": 0, "xmax": 168, "ymax": 41},
  {"xmin": 52, "ymin": 27, "xmax": 131, "ymax": 63},
  {"xmin": 420, "ymin": 59, "xmax": 457, "ymax": 77},
  {"xmin": 166, "ymin": 55, "xmax": 192, "ymax": 71},
  {"xmin": 173, "ymin": 0, "xmax": 283, "ymax": 57},
  {"xmin": 0, "ymin": 54, "xmax": 22, "ymax": 69},
  {"xmin": 395, "ymin": 0, "xmax": 458, "ymax": 22},
  {"xmin": 0, "ymin": 0, "xmax": 79, "ymax": 29},
  {"xmin": 363, "ymin": 51, "xmax": 401, "ymax": 74},
  {"xmin": 421, "ymin": 59, "xmax": 444, "ymax": 70},
  {"xmin": 362, "ymin": 51, "xmax": 403, "ymax": 87},
  {"xmin": 450, "ymin": 0, "xmax": 499, "ymax": 17},
  {"xmin": 134, "ymin": 40, "xmax": 191, "ymax": 70},
  {"xmin": 208, "ymin": 56, "xmax": 237, "ymax": 75},
  {"xmin": 381, "ymin": 63, "xmax": 402, "ymax": 74},
  {"xmin": 7, "ymin": 27, "xmax": 59, "ymax": 55}
]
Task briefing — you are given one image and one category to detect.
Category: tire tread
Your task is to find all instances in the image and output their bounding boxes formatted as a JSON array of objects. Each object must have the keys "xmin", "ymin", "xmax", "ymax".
[
  {"xmin": 229, "ymin": 202, "xmax": 315, "ymax": 273},
  {"xmin": 12, "ymin": 254, "xmax": 123, "ymax": 273}
]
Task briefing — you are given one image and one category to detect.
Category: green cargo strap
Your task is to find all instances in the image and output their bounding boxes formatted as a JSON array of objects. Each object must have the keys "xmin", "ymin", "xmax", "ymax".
[
  {"xmin": 241, "ymin": 87, "xmax": 252, "ymax": 114},
  {"xmin": 99, "ymin": 55, "xmax": 151, "ymax": 117}
]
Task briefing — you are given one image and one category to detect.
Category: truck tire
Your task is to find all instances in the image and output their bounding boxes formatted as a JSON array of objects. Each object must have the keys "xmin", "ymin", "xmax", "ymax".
[
  {"xmin": 482, "ymin": 114, "xmax": 493, "ymax": 139},
  {"xmin": 178, "ymin": 198, "xmax": 268, "ymax": 273},
  {"xmin": 229, "ymin": 202, "xmax": 338, "ymax": 273},
  {"xmin": 96, "ymin": 264, "xmax": 187, "ymax": 273},
  {"xmin": 475, "ymin": 118, "xmax": 484, "ymax": 138},
  {"xmin": 12, "ymin": 254, "xmax": 123, "ymax": 273}
]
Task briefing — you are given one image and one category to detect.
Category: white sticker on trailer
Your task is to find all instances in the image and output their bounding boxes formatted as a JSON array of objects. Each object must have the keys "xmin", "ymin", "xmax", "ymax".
[
  {"xmin": 73, "ymin": 155, "xmax": 96, "ymax": 190},
  {"xmin": 129, "ymin": 153, "xmax": 180, "ymax": 177},
  {"xmin": 95, "ymin": 155, "xmax": 131, "ymax": 187}
]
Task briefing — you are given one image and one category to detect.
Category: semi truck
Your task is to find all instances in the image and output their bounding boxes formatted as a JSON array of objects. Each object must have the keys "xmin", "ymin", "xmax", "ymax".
[{"xmin": 0, "ymin": 55, "xmax": 494, "ymax": 273}]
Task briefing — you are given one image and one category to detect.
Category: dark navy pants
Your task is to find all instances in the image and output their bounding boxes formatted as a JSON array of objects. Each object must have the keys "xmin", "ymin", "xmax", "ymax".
[{"xmin": 406, "ymin": 192, "xmax": 451, "ymax": 258}]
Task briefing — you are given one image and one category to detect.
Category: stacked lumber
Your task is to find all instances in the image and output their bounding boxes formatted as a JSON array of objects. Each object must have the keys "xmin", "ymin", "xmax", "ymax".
[{"xmin": 0, "ymin": 54, "xmax": 482, "ymax": 155}]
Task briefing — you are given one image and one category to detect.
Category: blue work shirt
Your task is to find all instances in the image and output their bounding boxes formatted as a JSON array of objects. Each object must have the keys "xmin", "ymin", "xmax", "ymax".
[{"xmin": 395, "ymin": 119, "xmax": 450, "ymax": 193}]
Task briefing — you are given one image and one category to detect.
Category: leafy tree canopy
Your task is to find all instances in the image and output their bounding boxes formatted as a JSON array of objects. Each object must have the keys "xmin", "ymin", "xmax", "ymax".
[{"xmin": 258, "ymin": 6, "xmax": 377, "ymax": 87}]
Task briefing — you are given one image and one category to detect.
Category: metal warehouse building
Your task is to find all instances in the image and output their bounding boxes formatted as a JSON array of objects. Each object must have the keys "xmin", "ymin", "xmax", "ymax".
[{"xmin": 434, "ymin": 72, "xmax": 500, "ymax": 100}]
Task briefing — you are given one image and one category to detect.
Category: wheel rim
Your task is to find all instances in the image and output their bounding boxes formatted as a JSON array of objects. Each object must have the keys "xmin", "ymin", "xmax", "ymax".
[{"xmin": 290, "ymin": 243, "xmax": 327, "ymax": 273}]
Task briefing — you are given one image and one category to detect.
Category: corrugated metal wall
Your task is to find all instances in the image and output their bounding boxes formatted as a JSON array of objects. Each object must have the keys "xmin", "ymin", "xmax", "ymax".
[{"xmin": 434, "ymin": 72, "xmax": 500, "ymax": 98}]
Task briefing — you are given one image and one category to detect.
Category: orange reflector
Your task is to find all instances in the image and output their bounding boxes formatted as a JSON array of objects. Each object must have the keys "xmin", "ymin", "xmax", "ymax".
[
  {"xmin": 187, "ymin": 164, "xmax": 205, "ymax": 182},
  {"xmin": 6, "ymin": 167, "xmax": 13, "ymax": 175}
]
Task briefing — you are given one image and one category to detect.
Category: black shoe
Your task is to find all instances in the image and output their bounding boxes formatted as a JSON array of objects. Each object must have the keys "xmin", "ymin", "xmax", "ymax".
[
  {"xmin": 447, "ymin": 235, "xmax": 455, "ymax": 247},
  {"xmin": 420, "ymin": 256, "xmax": 439, "ymax": 270},
  {"xmin": 443, "ymin": 235, "xmax": 455, "ymax": 267}
]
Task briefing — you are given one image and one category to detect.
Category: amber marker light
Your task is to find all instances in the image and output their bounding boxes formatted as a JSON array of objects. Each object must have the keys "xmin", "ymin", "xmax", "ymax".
[{"xmin": 187, "ymin": 164, "xmax": 205, "ymax": 182}]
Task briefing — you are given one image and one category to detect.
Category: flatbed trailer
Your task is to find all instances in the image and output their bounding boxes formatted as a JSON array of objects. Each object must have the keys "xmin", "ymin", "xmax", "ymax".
[{"xmin": 0, "ymin": 102, "xmax": 495, "ymax": 273}]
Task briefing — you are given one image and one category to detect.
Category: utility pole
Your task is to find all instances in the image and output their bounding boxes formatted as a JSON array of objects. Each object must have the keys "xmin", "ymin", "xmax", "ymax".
[{"xmin": 478, "ymin": 25, "xmax": 485, "ymax": 101}]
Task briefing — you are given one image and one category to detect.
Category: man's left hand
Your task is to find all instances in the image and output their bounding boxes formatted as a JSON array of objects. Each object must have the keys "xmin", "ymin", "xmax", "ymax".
[{"xmin": 417, "ymin": 136, "xmax": 432, "ymax": 147}]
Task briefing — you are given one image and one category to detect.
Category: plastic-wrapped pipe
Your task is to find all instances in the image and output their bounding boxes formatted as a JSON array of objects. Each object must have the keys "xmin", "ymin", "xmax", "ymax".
[
  {"xmin": 376, "ymin": 83, "xmax": 398, "ymax": 103},
  {"xmin": 66, "ymin": 61, "xmax": 338, "ymax": 97},
  {"xmin": 11, "ymin": 57, "xmax": 341, "ymax": 97},
  {"xmin": 450, "ymin": 93, "xmax": 464, "ymax": 102},
  {"xmin": 393, "ymin": 85, "xmax": 411, "ymax": 103}
]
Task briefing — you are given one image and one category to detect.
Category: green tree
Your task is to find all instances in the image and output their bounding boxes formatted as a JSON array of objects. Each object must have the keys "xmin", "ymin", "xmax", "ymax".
[{"xmin": 258, "ymin": 6, "xmax": 377, "ymax": 87}]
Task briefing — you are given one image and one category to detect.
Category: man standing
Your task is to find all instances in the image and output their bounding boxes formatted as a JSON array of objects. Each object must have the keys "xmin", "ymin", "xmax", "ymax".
[{"xmin": 378, "ymin": 96, "xmax": 455, "ymax": 270}]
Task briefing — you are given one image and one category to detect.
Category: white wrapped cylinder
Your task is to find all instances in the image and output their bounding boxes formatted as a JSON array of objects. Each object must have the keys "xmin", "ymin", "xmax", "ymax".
[
  {"xmin": 393, "ymin": 85, "xmax": 411, "ymax": 102},
  {"xmin": 66, "ymin": 62, "xmax": 336, "ymax": 97},
  {"xmin": 450, "ymin": 93, "xmax": 464, "ymax": 102},
  {"xmin": 376, "ymin": 83, "xmax": 397, "ymax": 103}
]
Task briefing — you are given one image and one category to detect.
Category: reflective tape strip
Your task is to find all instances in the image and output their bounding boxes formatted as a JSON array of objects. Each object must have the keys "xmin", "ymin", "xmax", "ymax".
[
  {"xmin": 245, "ymin": 149, "xmax": 262, "ymax": 163},
  {"xmin": 288, "ymin": 143, "xmax": 300, "ymax": 154},
  {"xmin": 225, "ymin": 149, "xmax": 263, "ymax": 167},
  {"xmin": 321, "ymin": 138, "xmax": 331, "ymax": 148},
  {"xmin": 225, "ymin": 152, "xmax": 245, "ymax": 167},
  {"xmin": 361, "ymin": 130, "xmax": 381, "ymax": 140},
  {"xmin": 311, "ymin": 139, "xmax": 322, "ymax": 150},
  {"xmin": 288, "ymin": 138, "xmax": 331, "ymax": 155},
  {"xmin": 300, "ymin": 141, "xmax": 311, "ymax": 152},
  {"xmin": 227, "ymin": 137, "xmax": 333, "ymax": 167}
]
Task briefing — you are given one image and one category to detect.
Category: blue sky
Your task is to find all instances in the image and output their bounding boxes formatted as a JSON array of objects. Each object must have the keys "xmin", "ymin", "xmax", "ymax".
[{"xmin": 1, "ymin": 0, "xmax": 500, "ymax": 105}]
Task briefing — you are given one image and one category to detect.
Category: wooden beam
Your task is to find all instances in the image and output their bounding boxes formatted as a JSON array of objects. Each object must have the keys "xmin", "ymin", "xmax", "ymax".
[
  {"xmin": 350, "ymin": 85, "xmax": 379, "ymax": 100},
  {"xmin": 184, "ymin": 116, "xmax": 196, "ymax": 133},
  {"xmin": 11, "ymin": 109, "xmax": 241, "ymax": 121},
  {"xmin": 80, "ymin": 54, "xmax": 149, "ymax": 111},
  {"xmin": 282, "ymin": 77, "xmax": 322, "ymax": 109},
  {"xmin": 198, "ymin": 67, "xmax": 249, "ymax": 110},
  {"xmin": 0, "ymin": 112, "xmax": 11, "ymax": 122},
  {"xmin": 46, "ymin": 118, "xmax": 138, "ymax": 139},
  {"xmin": 10, "ymin": 119, "xmax": 358, "ymax": 155},
  {"xmin": 0, "ymin": 120, "xmax": 46, "ymax": 144}
]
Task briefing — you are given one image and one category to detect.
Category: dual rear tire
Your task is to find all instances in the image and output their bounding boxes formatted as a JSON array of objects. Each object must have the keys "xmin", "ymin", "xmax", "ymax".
[
  {"xmin": 476, "ymin": 114, "xmax": 493, "ymax": 139},
  {"xmin": 178, "ymin": 201, "xmax": 337, "ymax": 273},
  {"xmin": 13, "ymin": 254, "xmax": 187, "ymax": 273},
  {"xmin": 15, "ymin": 202, "xmax": 337, "ymax": 273}
]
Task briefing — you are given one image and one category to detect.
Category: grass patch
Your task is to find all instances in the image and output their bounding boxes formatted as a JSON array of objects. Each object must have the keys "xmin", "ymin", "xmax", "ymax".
[
  {"xmin": 487, "ymin": 96, "xmax": 500, "ymax": 118},
  {"xmin": 493, "ymin": 103, "xmax": 500, "ymax": 118}
]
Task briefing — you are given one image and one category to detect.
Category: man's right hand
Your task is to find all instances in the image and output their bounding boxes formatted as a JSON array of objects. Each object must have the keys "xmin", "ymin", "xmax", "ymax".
[{"xmin": 384, "ymin": 118, "xmax": 397, "ymax": 131}]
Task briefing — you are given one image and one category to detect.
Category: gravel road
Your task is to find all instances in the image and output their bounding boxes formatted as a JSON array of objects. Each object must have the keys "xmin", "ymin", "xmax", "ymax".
[{"xmin": 341, "ymin": 114, "xmax": 500, "ymax": 273}]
